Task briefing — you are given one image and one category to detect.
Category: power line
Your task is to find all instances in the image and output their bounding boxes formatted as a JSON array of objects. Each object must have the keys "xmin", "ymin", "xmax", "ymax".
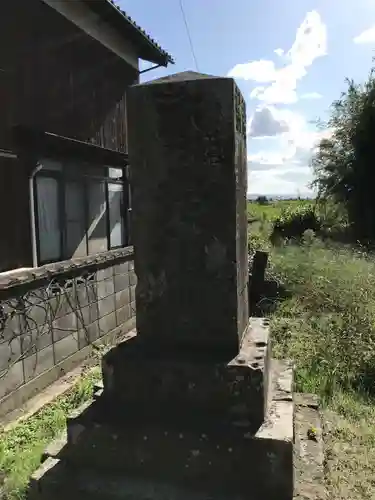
[{"xmin": 179, "ymin": 0, "xmax": 200, "ymax": 72}]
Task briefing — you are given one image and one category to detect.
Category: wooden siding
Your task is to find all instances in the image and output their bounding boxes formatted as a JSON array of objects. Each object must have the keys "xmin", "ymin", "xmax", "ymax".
[
  {"xmin": 0, "ymin": 0, "xmax": 138, "ymax": 152},
  {"xmin": 0, "ymin": 0, "xmax": 139, "ymax": 271}
]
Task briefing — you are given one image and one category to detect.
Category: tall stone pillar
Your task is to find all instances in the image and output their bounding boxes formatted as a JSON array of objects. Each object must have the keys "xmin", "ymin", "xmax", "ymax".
[
  {"xmin": 128, "ymin": 71, "xmax": 249, "ymax": 357},
  {"xmin": 100, "ymin": 71, "xmax": 271, "ymax": 430}
]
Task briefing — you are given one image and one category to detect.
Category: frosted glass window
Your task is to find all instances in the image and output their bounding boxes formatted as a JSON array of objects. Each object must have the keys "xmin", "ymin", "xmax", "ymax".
[
  {"xmin": 36, "ymin": 176, "xmax": 60, "ymax": 262},
  {"xmin": 87, "ymin": 181, "xmax": 108, "ymax": 254},
  {"xmin": 65, "ymin": 181, "xmax": 86, "ymax": 258},
  {"xmin": 108, "ymin": 183, "xmax": 124, "ymax": 248},
  {"xmin": 108, "ymin": 167, "xmax": 123, "ymax": 179}
]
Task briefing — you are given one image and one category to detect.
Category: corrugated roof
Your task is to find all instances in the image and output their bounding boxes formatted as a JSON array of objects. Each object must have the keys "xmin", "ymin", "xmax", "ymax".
[{"xmin": 83, "ymin": 0, "xmax": 174, "ymax": 67}]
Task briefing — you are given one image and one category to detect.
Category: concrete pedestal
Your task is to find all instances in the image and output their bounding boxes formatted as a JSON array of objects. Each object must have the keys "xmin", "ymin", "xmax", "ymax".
[
  {"xmin": 100, "ymin": 318, "xmax": 270, "ymax": 434},
  {"xmin": 30, "ymin": 359, "xmax": 295, "ymax": 500}
]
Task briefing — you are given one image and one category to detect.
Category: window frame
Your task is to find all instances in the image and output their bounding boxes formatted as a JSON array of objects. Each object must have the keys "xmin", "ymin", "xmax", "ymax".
[{"xmin": 33, "ymin": 160, "xmax": 130, "ymax": 266}]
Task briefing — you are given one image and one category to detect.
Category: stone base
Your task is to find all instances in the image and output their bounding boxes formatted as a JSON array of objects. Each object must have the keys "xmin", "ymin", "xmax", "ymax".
[
  {"xmin": 29, "ymin": 359, "xmax": 294, "ymax": 500},
  {"xmin": 101, "ymin": 318, "xmax": 271, "ymax": 434},
  {"xmin": 294, "ymin": 393, "xmax": 326, "ymax": 499}
]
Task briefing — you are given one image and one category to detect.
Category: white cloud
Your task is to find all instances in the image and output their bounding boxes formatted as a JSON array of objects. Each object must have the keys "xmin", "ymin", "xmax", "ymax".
[
  {"xmin": 247, "ymin": 110, "xmax": 332, "ymax": 195},
  {"xmin": 229, "ymin": 10, "xmax": 329, "ymax": 194},
  {"xmin": 250, "ymin": 80, "xmax": 298, "ymax": 104},
  {"xmin": 228, "ymin": 60, "xmax": 277, "ymax": 83},
  {"xmin": 249, "ymin": 151, "xmax": 293, "ymax": 166},
  {"xmin": 228, "ymin": 11, "xmax": 327, "ymax": 104},
  {"xmin": 353, "ymin": 25, "xmax": 375, "ymax": 44},
  {"xmin": 301, "ymin": 91, "xmax": 322, "ymax": 99},
  {"xmin": 248, "ymin": 166, "xmax": 314, "ymax": 197},
  {"xmin": 248, "ymin": 106, "xmax": 289, "ymax": 137}
]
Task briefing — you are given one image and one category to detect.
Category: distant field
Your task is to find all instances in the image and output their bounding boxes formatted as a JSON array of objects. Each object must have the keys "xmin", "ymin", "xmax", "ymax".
[{"xmin": 248, "ymin": 199, "xmax": 313, "ymax": 222}]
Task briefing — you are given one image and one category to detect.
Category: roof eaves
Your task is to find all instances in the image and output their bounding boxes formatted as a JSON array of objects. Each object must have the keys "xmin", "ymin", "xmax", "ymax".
[{"xmin": 83, "ymin": 0, "xmax": 174, "ymax": 67}]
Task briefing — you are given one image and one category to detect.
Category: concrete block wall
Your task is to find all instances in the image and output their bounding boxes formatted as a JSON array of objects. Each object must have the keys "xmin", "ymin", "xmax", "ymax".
[{"xmin": 0, "ymin": 247, "xmax": 136, "ymax": 419}]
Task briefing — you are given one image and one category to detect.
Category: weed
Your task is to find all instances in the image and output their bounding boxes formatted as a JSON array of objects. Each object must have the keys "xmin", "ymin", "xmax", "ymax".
[
  {"xmin": 0, "ymin": 366, "xmax": 101, "ymax": 500},
  {"xmin": 250, "ymin": 199, "xmax": 375, "ymax": 499}
]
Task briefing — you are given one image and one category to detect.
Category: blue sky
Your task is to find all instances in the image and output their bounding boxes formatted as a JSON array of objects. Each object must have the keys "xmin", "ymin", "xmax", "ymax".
[{"xmin": 119, "ymin": 0, "xmax": 375, "ymax": 196}]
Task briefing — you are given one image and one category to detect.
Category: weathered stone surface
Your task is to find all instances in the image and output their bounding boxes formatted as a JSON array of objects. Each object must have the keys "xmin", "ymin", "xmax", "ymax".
[
  {"xmin": 33, "ymin": 467, "xmax": 250, "ymax": 500},
  {"xmin": 114, "ymin": 289, "xmax": 130, "ymax": 309},
  {"xmin": 99, "ymin": 312, "xmax": 117, "ymax": 336},
  {"xmin": 23, "ymin": 345, "xmax": 55, "ymax": 382},
  {"xmin": 97, "ymin": 278, "xmax": 115, "ymax": 300},
  {"xmin": 32, "ymin": 361, "xmax": 292, "ymax": 500},
  {"xmin": 53, "ymin": 334, "xmax": 79, "ymax": 364},
  {"xmin": 127, "ymin": 71, "xmax": 248, "ymax": 354},
  {"xmin": 0, "ymin": 361, "xmax": 24, "ymax": 399},
  {"xmin": 78, "ymin": 302, "xmax": 100, "ymax": 328},
  {"xmin": 97, "ymin": 267, "xmax": 114, "ymax": 282},
  {"xmin": 0, "ymin": 336, "xmax": 21, "ymax": 372},
  {"xmin": 42, "ymin": 430, "xmax": 67, "ymax": 461},
  {"xmin": 0, "ymin": 247, "xmax": 133, "ymax": 293},
  {"xmin": 115, "ymin": 305, "xmax": 131, "ymax": 328},
  {"xmin": 77, "ymin": 322, "xmax": 100, "ymax": 348},
  {"xmin": 272, "ymin": 358, "xmax": 293, "ymax": 402},
  {"xmin": 21, "ymin": 324, "xmax": 53, "ymax": 355},
  {"xmin": 52, "ymin": 312, "xmax": 78, "ymax": 342},
  {"xmin": 98, "ymin": 292, "xmax": 116, "ymax": 316},
  {"xmin": 102, "ymin": 319, "xmax": 270, "ymax": 432},
  {"xmin": 294, "ymin": 393, "xmax": 326, "ymax": 500},
  {"xmin": 59, "ymin": 422, "xmax": 291, "ymax": 499}
]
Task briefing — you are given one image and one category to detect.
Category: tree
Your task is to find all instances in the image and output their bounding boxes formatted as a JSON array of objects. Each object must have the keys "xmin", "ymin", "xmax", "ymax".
[
  {"xmin": 312, "ymin": 65, "xmax": 375, "ymax": 242},
  {"xmin": 256, "ymin": 195, "xmax": 268, "ymax": 205}
]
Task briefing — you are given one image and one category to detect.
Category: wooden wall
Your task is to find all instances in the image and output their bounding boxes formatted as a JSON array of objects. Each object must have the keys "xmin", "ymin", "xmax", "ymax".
[{"xmin": 0, "ymin": 0, "xmax": 139, "ymax": 271}]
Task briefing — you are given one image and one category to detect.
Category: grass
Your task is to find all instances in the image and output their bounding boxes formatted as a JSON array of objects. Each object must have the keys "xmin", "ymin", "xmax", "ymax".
[
  {"xmin": 247, "ymin": 198, "xmax": 312, "ymax": 221},
  {"xmin": 249, "ymin": 199, "xmax": 375, "ymax": 499},
  {"xmin": 0, "ymin": 365, "xmax": 101, "ymax": 500},
  {"xmin": 324, "ymin": 392, "xmax": 375, "ymax": 499}
]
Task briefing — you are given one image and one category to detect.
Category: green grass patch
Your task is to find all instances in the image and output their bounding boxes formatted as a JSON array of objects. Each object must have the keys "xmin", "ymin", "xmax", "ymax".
[
  {"xmin": 247, "ymin": 199, "xmax": 312, "ymax": 222},
  {"xmin": 323, "ymin": 390, "xmax": 375, "ymax": 500},
  {"xmin": 265, "ymin": 237, "xmax": 375, "ymax": 499},
  {"xmin": 0, "ymin": 366, "xmax": 101, "ymax": 500},
  {"xmin": 248, "ymin": 200, "xmax": 375, "ymax": 497},
  {"xmin": 269, "ymin": 241, "xmax": 375, "ymax": 397}
]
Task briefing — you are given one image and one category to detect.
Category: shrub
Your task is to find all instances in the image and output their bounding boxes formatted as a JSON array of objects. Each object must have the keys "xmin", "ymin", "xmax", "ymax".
[
  {"xmin": 270, "ymin": 204, "xmax": 321, "ymax": 243},
  {"xmin": 248, "ymin": 231, "xmax": 269, "ymax": 257},
  {"xmin": 269, "ymin": 241, "xmax": 375, "ymax": 399},
  {"xmin": 256, "ymin": 195, "xmax": 268, "ymax": 205}
]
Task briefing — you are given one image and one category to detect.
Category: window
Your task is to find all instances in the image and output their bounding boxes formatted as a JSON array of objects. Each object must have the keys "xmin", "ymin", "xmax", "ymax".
[
  {"xmin": 34, "ymin": 159, "xmax": 129, "ymax": 265},
  {"xmin": 36, "ymin": 176, "xmax": 60, "ymax": 263}
]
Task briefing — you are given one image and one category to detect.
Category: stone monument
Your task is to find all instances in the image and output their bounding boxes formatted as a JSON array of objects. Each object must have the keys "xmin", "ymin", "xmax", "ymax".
[
  {"xmin": 30, "ymin": 72, "xmax": 296, "ymax": 500},
  {"xmin": 129, "ymin": 71, "xmax": 248, "ymax": 356},
  {"xmin": 100, "ymin": 71, "xmax": 271, "ymax": 433}
]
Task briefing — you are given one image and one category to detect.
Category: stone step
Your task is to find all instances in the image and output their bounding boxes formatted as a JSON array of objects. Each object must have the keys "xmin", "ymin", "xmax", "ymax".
[
  {"xmin": 31, "ymin": 359, "xmax": 294, "ymax": 500},
  {"xmin": 30, "ymin": 363, "xmax": 328, "ymax": 500},
  {"xmin": 93, "ymin": 380, "xmax": 104, "ymax": 394},
  {"xmin": 293, "ymin": 393, "xmax": 326, "ymax": 500},
  {"xmin": 29, "ymin": 458, "xmax": 258, "ymax": 500},
  {"xmin": 99, "ymin": 318, "xmax": 272, "ymax": 434}
]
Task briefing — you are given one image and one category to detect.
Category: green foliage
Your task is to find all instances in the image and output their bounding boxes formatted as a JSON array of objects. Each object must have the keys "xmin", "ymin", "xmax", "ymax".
[
  {"xmin": 248, "ymin": 198, "xmax": 311, "ymax": 222},
  {"xmin": 270, "ymin": 241, "xmax": 375, "ymax": 399},
  {"xmin": 255, "ymin": 195, "xmax": 268, "ymax": 205},
  {"xmin": 0, "ymin": 367, "xmax": 101, "ymax": 499},
  {"xmin": 251, "ymin": 200, "xmax": 375, "ymax": 498},
  {"xmin": 271, "ymin": 204, "xmax": 321, "ymax": 242},
  {"xmin": 312, "ymin": 64, "xmax": 375, "ymax": 242}
]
